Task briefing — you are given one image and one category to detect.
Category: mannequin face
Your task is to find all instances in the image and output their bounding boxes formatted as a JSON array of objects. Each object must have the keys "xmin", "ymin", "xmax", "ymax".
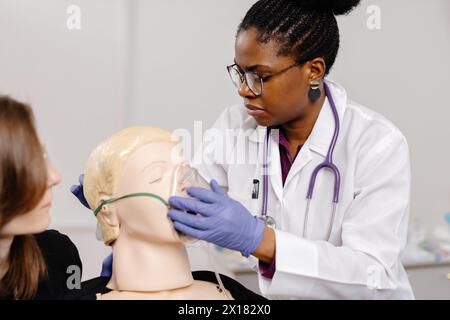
[{"xmin": 107, "ymin": 142, "xmax": 186, "ymax": 243}]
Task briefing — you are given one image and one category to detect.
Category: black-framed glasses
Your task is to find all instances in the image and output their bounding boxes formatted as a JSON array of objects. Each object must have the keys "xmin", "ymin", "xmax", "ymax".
[{"xmin": 226, "ymin": 61, "xmax": 302, "ymax": 96}]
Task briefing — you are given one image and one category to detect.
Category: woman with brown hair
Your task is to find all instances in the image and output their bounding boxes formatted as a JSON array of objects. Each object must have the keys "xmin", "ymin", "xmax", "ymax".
[{"xmin": 0, "ymin": 96, "xmax": 82, "ymax": 299}]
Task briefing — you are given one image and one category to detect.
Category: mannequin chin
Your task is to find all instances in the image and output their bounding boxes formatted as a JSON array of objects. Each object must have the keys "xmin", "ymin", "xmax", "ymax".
[{"xmin": 83, "ymin": 126, "xmax": 232, "ymax": 299}]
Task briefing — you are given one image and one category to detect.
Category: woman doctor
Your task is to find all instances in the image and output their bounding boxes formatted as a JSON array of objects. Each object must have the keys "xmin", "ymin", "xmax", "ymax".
[
  {"xmin": 167, "ymin": 0, "xmax": 414, "ymax": 299},
  {"xmin": 71, "ymin": 0, "xmax": 414, "ymax": 299}
]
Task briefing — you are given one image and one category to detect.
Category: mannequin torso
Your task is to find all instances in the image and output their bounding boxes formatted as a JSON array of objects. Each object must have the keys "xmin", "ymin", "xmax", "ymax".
[{"xmin": 97, "ymin": 280, "xmax": 232, "ymax": 300}]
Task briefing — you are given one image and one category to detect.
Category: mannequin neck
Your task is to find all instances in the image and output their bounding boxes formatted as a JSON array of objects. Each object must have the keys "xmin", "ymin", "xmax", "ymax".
[{"xmin": 107, "ymin": 232, "xmax": 194, "ymax": 292}]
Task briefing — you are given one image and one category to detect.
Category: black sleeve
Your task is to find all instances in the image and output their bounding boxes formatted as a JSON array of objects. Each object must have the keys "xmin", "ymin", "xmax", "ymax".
[
  {"xmin": 33, "ymin": 229, "xmax": 83, "ymax": 300},
  {"xmin": 192, "ymin": 271, "xmax": 267, "ymax": 300},
  {"xmin": 64, "ymin": 276, "xmax": 111, "ymax": 300}
]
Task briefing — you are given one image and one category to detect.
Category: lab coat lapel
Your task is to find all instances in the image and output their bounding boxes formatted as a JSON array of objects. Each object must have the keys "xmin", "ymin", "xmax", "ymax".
[
  {"xmin": 268, "ymin": 129, "xmax": 284, "ymax": 202},
  {"xmin": 249, "ymin": 125, "xmax": 283, "ymax": 203},
  {"xmin": 282, "ymin": 99, "xmax": 331, "ymax": 188}
]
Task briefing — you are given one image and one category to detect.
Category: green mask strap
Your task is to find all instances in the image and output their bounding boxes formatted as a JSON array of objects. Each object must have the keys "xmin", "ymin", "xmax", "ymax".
[{"xmin": 93, "ymin": 193, "xmax": 169, "ymax": 217}]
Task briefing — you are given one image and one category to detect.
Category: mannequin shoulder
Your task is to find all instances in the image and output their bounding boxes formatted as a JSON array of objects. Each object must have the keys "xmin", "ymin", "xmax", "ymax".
[{"xmin": 93, "ymin": 280, "xmax": 231, "ymax": 300}]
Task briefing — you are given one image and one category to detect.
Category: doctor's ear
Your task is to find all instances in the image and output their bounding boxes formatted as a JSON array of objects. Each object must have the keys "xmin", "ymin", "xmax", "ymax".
[
  {"xmin": 307, "ymin": 58, "xmax": 326, "ymax": 81},
  {"xmin": 96, "ymin": 199, "xmax": 120, "ymax": 246}
]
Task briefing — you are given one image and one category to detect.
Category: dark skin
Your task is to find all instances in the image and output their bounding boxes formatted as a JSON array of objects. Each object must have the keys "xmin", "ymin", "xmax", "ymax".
[
  {"xmin": 235, "ymin": 27, "xmax": 326, "ymax": 160},
  {"xmin": 234, "ymin": 27, "xmax": 327, "ymax": 264}
]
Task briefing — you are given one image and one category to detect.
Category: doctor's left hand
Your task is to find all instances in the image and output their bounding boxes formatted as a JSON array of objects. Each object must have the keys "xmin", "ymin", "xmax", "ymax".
[{"xmin": 168, "ymin": 179, "xmax": 265, "ymax": 257}]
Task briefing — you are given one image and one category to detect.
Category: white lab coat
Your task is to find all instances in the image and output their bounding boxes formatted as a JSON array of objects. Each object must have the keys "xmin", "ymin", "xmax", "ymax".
[{"xmin": 191, "ymin": 79, "xmax": 414, "ymax": 299}]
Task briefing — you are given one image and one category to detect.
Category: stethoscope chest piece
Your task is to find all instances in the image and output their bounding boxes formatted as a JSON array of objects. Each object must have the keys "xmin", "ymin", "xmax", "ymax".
[{"xmin": 259, "ymin": 215, "xmax": 277, "ymax": 229}]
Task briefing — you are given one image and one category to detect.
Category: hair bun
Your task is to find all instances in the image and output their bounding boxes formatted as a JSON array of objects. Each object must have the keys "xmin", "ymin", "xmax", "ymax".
[{"xmin": 293, "ymin": 0, "xmax": 361, "ymax": 16}]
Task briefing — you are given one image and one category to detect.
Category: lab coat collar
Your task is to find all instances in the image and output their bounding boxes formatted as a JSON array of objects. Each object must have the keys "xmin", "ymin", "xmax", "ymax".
[
  {"xmin": 308, "ymin": 79, "xmax": 347, "ymax": 157},
  {"xmin": 248, "ymin": 78, "xmax": 347, "ymax": 158}
]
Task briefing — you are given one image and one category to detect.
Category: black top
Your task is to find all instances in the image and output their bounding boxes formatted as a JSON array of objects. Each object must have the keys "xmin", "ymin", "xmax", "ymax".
[
  {"xmin": 69, "ymin": 271, "xmax": 266, "ymax": 300},
  {"xmin": 33, "ymin": 229, "xmax": 83, "ymax": 300}
]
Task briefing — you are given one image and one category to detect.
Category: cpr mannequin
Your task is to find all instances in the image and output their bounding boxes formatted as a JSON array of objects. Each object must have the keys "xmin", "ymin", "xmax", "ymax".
[{"xmin": 83, "ymin": 126, "xmax": 233, "ymax": 300}]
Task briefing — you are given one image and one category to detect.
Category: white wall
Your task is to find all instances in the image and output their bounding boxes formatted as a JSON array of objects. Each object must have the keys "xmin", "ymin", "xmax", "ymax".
[
  {"xmin": 0, "ymin": 0, "xmax": 449, "ymax": 280},
  {"xmin": 127, "ymin": 0, "xmax": 251, "ymax": 131},
  {"xmin": 0, "ymin": 0, "xmax": 129, "ymax": 278},
  {"xmin": 0, "ymin": 0, "xmax": 130, "ymax": 227}
]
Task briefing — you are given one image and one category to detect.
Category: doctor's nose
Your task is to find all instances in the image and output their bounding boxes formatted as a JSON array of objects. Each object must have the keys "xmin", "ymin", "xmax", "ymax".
[{"xmin": 238, "ymin": 81, "xmax": 257, "ymax": 99}]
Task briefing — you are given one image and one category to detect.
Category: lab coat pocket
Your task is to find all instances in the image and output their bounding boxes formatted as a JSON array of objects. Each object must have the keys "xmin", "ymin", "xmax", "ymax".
[{"xmin": 228, "ymin": 191, "xmax": 258, "ymax": 216}]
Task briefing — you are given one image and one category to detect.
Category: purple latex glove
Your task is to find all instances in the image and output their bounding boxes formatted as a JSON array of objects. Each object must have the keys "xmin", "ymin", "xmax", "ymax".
[
  {"xmin": 71, "ymin": 174, "xmax": 111, "ymax": 277},
  {"xmin": 168, "ymin": 179, "xmax": 265, "ymax": 257},
  {"xmin": 70, "ymin": 174, "xmax": 90, "ymax": 209},
  {"xmin": 100, "ymin": 253, "xmax": 113, "ymax": 278}
]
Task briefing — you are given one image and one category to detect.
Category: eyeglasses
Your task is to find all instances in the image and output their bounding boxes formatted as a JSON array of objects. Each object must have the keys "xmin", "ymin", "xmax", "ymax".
[{"xmin": 226, "ymin": 61, "xmax": 302, "ymax": 96}]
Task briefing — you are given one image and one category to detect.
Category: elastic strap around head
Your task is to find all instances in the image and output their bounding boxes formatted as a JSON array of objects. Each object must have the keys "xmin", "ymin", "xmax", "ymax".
[{"xmin": 93, "ymin": 193, "xmax": 169, "ymax": 216}]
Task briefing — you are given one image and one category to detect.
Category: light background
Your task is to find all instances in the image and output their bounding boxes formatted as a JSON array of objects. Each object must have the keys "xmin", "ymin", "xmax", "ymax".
[{"xmin": 0, "ymin": 0, "xmax": 449, "ymax": 280}]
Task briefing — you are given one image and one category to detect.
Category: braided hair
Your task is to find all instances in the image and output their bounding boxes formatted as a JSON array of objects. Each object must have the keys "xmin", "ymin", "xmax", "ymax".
[{"xmin": 238, "ymin": 0, "xmax": 361, "ymax": 75}]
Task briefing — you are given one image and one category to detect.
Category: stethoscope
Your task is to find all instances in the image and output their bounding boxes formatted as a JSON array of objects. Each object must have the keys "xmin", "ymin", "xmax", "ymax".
[{"xmin": 259, "ymin": 82, "xmax": 341, "ymax": 241}]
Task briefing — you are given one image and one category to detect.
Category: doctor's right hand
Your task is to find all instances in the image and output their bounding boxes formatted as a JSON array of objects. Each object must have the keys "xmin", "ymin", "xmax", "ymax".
[
  {"xmin": 168, "ymin": 179, "xmax": 265, "ymax": 258},
  {"xmin": 70, "ymin": 174, "xmax": 90, "ymax": 209}
]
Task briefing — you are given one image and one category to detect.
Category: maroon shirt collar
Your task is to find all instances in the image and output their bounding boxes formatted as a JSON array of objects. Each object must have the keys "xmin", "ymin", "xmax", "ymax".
[{"xmin": 269, "ymin": 126, "xmax": 303, "ymax": 186}]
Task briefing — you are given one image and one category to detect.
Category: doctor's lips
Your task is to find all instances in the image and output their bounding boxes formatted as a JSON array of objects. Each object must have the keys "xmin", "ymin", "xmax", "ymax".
[{"xmin": 245, "ymin": 104, "xmax": 266, "ymax": 116}]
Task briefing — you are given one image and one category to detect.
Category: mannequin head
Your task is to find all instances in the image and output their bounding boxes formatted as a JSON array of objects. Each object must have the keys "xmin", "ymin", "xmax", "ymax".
[
  {"xmin": 83, "ymin": 126, "xmax": 234, "ymax": 297},
  {"xmin": 84, "ymin": 126, "xmax": 190, "ymax": 246}
]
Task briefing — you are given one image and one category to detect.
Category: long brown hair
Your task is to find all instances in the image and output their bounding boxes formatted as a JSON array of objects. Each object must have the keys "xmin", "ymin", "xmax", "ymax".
[{"xmin": 0, "ymin": 96, "xmax": 48, "ymax": 299}]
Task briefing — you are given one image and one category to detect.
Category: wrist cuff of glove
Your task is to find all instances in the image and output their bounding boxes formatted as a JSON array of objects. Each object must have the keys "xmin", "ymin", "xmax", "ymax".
[{"xmin": 241, "ymin": 216, "xmax": 266, "ymax": 257}]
